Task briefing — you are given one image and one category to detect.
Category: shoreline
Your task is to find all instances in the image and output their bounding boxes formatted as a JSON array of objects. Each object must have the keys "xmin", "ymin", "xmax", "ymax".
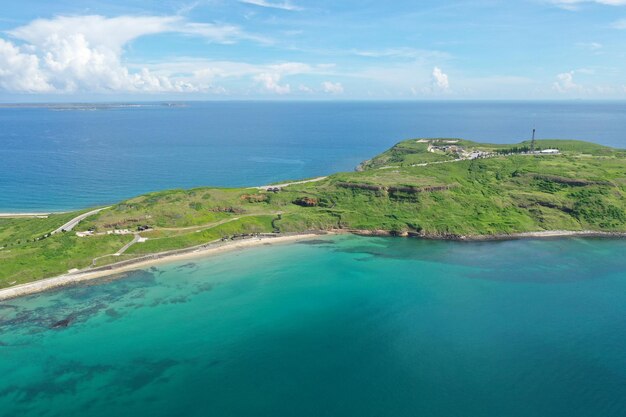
[
  {"xmin": 0, "ymin": 228, "xmax": 624, "ymax": 301},
  {"xmin": 459, "ymin": 230, "xmax": 626, "ymax": 241},
  {"xmin": 350, "ymin": 228, "xmax": 626, "ymax": 240},
  {"xmin": 0, "ymin": 233, "xmax": 327, "ymax": 301},
  {"xmin": 0, "ymin": 212, "xmax": 54, "ymax": 218}
]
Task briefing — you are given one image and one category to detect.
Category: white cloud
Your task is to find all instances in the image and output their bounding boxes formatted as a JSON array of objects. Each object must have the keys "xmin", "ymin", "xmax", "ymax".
[
  {"xmin": 251, "ymin": 63, "xmax": 317, "ymax": 94},
  {"xmin": 456, "ymin": 75, "xmax": 535, "ymax": 97},
  {"xmin": 352, "ymin": 47, "xmax": 450, "ymax": 61},
  {"xmin": 181, "ymin": 22, "xmax": 273, "ymax": 45},
  {"xmin": 550, "ymin": 70, "xmax": 626, "ymax": 97},
  {"xmin": 553, "ymin": 71, "xmax": 583, "ymax": 93},
  {"xmin": 0, "ymin": 15, "xmax": 270, "ymax": 93},
  {"xmin": 576, "ymin": 42, "xmax": 603, "ymax": 50},
  {"xmin": 552, "ymin": 0, "xmax": 626, "ymax": 9},
  {"xmin": 321, "ymin": 81, "xmax": 344, "ymax": 94},
  {"xmin": 575, "ymin": 67, "xmax": 596, "ymax": 74},
  {"xmin": 0, "ymin": 38, "xmax": 52, "ymax": 92},
  {"xmin": 10, "ymin": 15, "xmax": 265, "ymax": 47},
  {"xmin": 612, "ymin": 19, "xmax": 626, "ymax": 29},
  {"xmin": 254, "ymin": 72, "xmax": 291, "ymax": 94},
  {"xmin": 177, "ymin": 1, "xmax": 203, "ymax": 15},
  {"xmin": 240, "ymin": 0, "xmax": 302, "ymax": 11},
  {"xmin": 431, "ymin": 67, "xmax": 449, "ymax": 91},
  {"xmin": 8, "ymin": 16, "xmax": 177, "ymax": 53},
  {"xmin": 269, "ymin": 62, "xmax": 312, "ymax": 75},
  {"xmin": 138, "ymin": 59, "xmax": 330, "ymax": 96}
]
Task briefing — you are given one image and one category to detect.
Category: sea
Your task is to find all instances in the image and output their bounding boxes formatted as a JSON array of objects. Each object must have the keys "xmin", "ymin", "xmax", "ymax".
[
  {"xmin": 1, "ymin": 236, "xmax": 625, "ymax": 417},
  {"xmin": 1, "ymin": 101, "xmax": 626, "ymax": 417},
  {"xmin": 1, "ymin": 101, "xmax": 626, "ymax": 212}
]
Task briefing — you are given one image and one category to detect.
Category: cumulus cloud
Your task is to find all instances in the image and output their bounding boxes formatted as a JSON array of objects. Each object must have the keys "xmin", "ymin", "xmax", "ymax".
[
  {"xmin": 0, "ymin": 38, "xmax": 52, "ymax": 92},
  {"xmin": 551, "ymin": 70, "xmax": 626, "ymax": 96},
  {"xmin": 321, "ymin": 81, "xmax": 344, "ymax": 94},
  {"xmin": 431, "ymin": 66, "xmax": 449, "ymax": 91},
  {"xmin": 0, "ymin": 14, "xmax": 338, "ymax": 96},
  {"xmin": 254, "ymin": 72, "xmax": 291, "ymax": 94},
  {"xmin": 253, "ymin": 63, "xmax": 316, "ymax": 94},
  {"xmin": 553, "ymin": 71, "xmax": 583, "ymax": 93},
  {"xmin": 0, "ymin": 15, "xmax": 268, "ymax": 93}
]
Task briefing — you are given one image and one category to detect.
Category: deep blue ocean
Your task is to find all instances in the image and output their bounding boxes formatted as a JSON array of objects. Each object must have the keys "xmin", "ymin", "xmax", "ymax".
[{"xmin": 2, "ymin": 101, "xmax": 626, "ymax": 211}]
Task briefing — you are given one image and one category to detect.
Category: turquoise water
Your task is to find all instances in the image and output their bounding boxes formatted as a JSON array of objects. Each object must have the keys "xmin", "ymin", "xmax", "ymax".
[
  {"xmin": 1, "ymin": 235, "xmax": 625, "ymax": 417},
  {"xmin": 2, "ymin": 101, "xmax": 626, "ymax": 211}
]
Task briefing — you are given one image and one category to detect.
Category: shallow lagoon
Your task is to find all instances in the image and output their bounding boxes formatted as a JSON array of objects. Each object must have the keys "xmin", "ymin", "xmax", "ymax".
[{"xmin": 1, "ymin": 235, "xmax": 625, "ymax": 417}]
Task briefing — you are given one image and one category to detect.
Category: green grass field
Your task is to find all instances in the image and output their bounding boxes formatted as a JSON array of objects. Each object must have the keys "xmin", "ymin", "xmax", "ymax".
[{"xmin": 2, "ymin": 138, "xmax": 626, "ymax": 287}]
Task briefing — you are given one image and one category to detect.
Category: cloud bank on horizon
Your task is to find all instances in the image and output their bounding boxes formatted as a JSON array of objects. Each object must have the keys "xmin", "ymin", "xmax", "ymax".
[{"xmin": 1, "ymin": 0, "xmax": 626, "ymax": 100}]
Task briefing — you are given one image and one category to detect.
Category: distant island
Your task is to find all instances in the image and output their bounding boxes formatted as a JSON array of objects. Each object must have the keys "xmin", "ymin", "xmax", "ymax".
[{"xmin": 2, "ymin": 138, "xmax": 626, "ymax": 296}]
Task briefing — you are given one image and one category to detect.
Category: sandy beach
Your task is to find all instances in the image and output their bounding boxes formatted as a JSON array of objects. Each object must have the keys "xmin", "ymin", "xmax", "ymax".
[
  {"xmin": 0, "ymin": 233, "xmax": 325, "ymax": 301},
  {"xmin": 1, "ymin": 228, "xmax": 624, "ymax": 301},
  {"xmin": 0, "ymin": 213, "xmax": 52, "ymax": 218}
]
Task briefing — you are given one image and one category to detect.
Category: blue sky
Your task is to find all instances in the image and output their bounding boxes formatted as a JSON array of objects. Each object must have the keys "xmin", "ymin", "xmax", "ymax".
[{"xmin": 0, "ymin": 0, "xmax": 625, "ymax": 100}]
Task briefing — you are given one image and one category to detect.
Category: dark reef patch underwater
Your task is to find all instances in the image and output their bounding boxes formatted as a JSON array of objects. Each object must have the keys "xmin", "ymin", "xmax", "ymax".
[{"xmin": 1, "ymin": 235, "xmax": 625, "ymax": 417}]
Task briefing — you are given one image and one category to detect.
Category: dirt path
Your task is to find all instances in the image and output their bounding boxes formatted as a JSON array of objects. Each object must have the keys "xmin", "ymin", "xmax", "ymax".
[
  {"xmin": 155, "ymin": 216, "xmax": 244, "ymax": 232},
  {"xmin": 115, "ymin": 234, "xmax": 142, "ymax": 256},
  {"xmin": 255, "ymin": 176, "xmax": 327, "ymax": 190},
  {"xmin": 153, "ymin": 212, "xmax": 282, "ymax": 235}
]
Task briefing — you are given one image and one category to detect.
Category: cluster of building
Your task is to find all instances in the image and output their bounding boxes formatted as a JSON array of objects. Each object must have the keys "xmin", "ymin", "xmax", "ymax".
[
  {"xmin": 536, "ymin": 149, "xmax": 560, "ymax": 154},
  {"xmin": 76, "ymin": 229, "xmax": 132, "ymax": 237},
  {"xmin": 427, "ymin": 140, "xmax": 560, "ymax": 161},
  {"xmin": 75, "ymin": 227, "xmax": 151, "ymax": 238}
]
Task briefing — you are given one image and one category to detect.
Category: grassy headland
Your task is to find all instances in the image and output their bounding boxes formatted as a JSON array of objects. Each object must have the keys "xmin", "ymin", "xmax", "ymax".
[{"xmin": 2, "ymin": 138, "xmax": 626, "ymax": 288}]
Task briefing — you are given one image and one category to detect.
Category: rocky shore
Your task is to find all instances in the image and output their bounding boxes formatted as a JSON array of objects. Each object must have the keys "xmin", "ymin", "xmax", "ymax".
[{"xmin": 349, "ymin": 228, "xmax": 626, "ymax": 241}]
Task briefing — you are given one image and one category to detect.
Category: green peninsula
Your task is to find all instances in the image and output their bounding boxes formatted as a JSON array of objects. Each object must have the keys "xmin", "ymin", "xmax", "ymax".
[{"xmin": 2, "ymin": 138, "xmax": 626, "ymax": 288}]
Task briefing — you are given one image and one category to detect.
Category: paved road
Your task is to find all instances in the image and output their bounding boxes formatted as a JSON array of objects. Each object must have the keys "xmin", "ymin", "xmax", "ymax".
[
  {"xmin": 255, "ymin": 176, "xmax": 328, "ymax": 190},
  {"xmin": 51, "ymin": 207, "xmax": 110, "ymax": 235}
]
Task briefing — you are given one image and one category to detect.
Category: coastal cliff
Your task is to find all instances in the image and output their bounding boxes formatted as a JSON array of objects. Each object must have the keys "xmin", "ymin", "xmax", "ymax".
[{"xmin": 2, "ymin": 138, "xmax": 626, "ymax": 288}]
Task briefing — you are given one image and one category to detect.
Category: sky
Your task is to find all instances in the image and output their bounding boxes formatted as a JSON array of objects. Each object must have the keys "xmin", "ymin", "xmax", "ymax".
[{"xmin": 0, "ymin": 0, "xmax": 625, "ymax": 101}]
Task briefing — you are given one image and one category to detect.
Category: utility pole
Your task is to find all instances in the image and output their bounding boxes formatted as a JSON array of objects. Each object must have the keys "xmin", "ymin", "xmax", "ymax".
[{"xmin": 530, "ymin": 129, "xmax": 536, "ymax": 153}]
